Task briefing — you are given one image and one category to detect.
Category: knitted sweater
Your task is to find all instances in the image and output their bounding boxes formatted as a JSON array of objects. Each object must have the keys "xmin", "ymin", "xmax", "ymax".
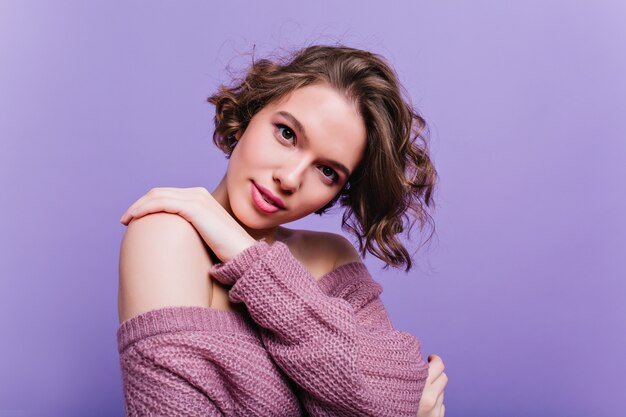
[{"xmin": 117, "ymin": 240, "xmax": 429, "ymax": 416}]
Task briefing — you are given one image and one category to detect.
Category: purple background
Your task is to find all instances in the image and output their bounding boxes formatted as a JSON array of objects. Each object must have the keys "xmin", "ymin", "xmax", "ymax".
[{"xmin": 1, "ymin": 1, "xmax": 624, "ymax": 416}]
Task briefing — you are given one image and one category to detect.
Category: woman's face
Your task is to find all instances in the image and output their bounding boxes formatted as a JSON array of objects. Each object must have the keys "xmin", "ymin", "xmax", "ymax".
[{"xmin": 224, "ymin": 82, "xmax": 367, "ymax": 231}]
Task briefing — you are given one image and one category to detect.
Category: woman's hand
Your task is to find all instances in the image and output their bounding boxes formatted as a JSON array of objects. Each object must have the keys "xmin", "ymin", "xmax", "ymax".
[
  {"xmin": 119, "ymin": 187, "xmax": 257, "ymax": 262},
  {"xmin": 417, "ymin": 354, "xmax": 448, "ymax": 417}
]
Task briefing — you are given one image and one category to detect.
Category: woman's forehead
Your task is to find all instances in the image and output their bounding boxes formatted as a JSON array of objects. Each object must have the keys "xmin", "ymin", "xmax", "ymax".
[
  {"xmin": 267, "ymin": 83, "xmax": 354, "ymax": 113},
  {"xmin": 264, "ymin": 84, "xmax": 364, "ymax": 137}
]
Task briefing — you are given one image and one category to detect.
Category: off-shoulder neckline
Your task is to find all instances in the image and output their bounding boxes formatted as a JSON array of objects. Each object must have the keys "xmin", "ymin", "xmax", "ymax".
[{"xmin": 316, "ymin": 261, "xmax": 368, "ymax": 287}]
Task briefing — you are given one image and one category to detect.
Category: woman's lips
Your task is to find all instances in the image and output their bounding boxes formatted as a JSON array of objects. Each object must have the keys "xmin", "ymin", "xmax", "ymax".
[
  {"xmin": 253, "ymin": 182, "xmax": 286, "ymax": 208},
  {"xmin": 251, "ymin": 182, "xmax": 285, "ymax": 213}
]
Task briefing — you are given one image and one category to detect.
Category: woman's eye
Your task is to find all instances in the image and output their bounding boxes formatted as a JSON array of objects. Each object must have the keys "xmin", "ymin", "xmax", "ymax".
[
  {"xmin": 320, "ymin": 166, "xmax": 339, "ymax": 183},
  {"xmin": 276, "ymin": 124, "xmax": 296, "ymax": 143}
]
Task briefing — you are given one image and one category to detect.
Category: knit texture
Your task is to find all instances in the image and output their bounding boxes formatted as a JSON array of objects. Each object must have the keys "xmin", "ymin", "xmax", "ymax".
[
  {"xmin": 117, "ymin": 239, "xmax": 428, "ymax": 416},
  {"xmin": 117, "ymin": 306, "xmax": 302, "ymax": 416}
]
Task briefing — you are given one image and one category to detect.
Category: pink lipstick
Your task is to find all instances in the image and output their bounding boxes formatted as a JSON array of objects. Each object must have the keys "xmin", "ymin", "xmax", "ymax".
[{"xmin": 251, "ymin": 182, "xmax": 285, "ymax": 213}]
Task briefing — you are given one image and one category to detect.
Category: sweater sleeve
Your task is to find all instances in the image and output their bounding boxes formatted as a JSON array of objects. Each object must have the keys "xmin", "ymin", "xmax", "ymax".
[
  {"xmin": 116, "ymin": 306, "xmax": 302, "ymax": 417},
  {"xmin": 209, "ymin": 240, "xmax": 429, "ymax": 417}
]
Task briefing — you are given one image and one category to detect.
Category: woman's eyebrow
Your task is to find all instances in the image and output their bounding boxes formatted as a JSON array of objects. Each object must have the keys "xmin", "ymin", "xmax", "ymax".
[
  {"xmin": 276, "ymin": 110, "xmax": 352, "ymax": 177},
  {"xmin": 277, "ymin": 111, "xmax": 309, "ymax": 141}
]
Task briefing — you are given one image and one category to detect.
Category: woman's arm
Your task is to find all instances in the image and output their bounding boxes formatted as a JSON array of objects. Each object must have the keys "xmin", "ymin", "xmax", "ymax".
[
  {"xmin": 118, "ymin": 213, "xmax": 214, "ymax": 324},
  {"xmin": 117, "ymin": 213, "xmax": 302, "ymax": 416},
  {"xmin": 210, "ymin": 237, "xmax": 429, "ymax": 417}
]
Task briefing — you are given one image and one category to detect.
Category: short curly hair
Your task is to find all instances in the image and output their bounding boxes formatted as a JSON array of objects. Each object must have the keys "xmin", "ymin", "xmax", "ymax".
[{"xmin": 207, "ymin": 44, "xmax": 438, "ymax": 272}]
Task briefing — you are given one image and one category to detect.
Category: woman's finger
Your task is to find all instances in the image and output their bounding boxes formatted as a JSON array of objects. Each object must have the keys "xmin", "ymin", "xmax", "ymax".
[
  {"xmin": 427, "ymin": 354, "xmax": 445, "ymax": 382},
  {"xmin": 120, "ymin": 188, "xmax": 194, "ymax": 224},
  {"xmin": 121, "ymin": 196, "xmax": 184, "ymax": 224},
  {"xmin": 120, "ymin": 188, "xmax": 163, "ymax": 222},
  {"xmin": 120, "ymin": 194, "xmax": 150, "ymax": 222},
  {"xmin": 434, "ymin": 390, "xmax": 444, "ymax": 417},
  {"xmin": 431, "ymin": 371, "xmax": 448, "ymax": 394}
]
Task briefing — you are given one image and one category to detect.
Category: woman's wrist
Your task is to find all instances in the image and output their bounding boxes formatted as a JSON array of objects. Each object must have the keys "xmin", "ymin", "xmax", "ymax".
[
  {"xmin": 226, "ymin": 234, "xmax": 258, "ymax": 262},
  {"xmin": 210, "ymin": 238, "xmax": 271, "ymax": 285}
]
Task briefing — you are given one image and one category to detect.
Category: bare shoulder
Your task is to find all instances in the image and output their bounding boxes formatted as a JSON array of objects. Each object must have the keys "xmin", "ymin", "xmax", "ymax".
[
  {"xmin": 319, "ymin": 231, "xmax": 363, "ymax": 268},
  {"xmin": 121, "ymin": 212, "xmax": 214, "ymax": 265},
  {"xmin": 280, "ymin": 228, "xmax": 362, "ymax": 279},
  {"xmin": 123, "ymin": 211, "xmax": 201, "ymax": 242},
  {"xmin": 118, "ymin": 213, "xmax": 214, "ymax": 324}
]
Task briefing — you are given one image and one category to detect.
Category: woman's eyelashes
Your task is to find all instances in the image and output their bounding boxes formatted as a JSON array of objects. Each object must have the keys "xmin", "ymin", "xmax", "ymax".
[
  {"xmin": 275, "ymin": 123, "xmax": 296, "ymax": 144},
  {"xmin": 319, "ymin": 165, "xmax": 340, "ymax": 183},
  {"xmin": 274, "ymin": 123, "xmax": 340, "ymax": 185}
]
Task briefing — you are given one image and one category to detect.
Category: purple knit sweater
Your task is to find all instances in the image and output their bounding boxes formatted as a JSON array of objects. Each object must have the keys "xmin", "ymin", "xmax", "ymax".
[{"xmin": 117, "ymin": 240, "xmax": 428, "ymax": 416}]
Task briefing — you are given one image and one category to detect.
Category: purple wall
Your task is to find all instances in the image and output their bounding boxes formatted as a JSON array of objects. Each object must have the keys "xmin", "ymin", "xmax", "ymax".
[{"xmin": 1, "ymin": 1, "xmax": 624, "ymax": 415}]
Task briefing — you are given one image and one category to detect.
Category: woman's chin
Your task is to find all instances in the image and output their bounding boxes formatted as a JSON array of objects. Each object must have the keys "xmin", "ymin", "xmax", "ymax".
[{"xmin": 231, "ymin": 206, "xmax": 282, "ymax": 232}]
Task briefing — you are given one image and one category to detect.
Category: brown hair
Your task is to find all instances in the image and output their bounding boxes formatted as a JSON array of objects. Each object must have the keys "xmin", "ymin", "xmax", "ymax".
[{"xmin": 207, "ymin": 44, "xmax": 438, "ymax": 272}]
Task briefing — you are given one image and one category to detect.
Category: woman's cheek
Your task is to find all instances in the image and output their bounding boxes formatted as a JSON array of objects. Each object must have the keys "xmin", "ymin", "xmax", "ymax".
[{"xmin": 245, "ymin": 136, "xmax": 277, "ymax": 163}]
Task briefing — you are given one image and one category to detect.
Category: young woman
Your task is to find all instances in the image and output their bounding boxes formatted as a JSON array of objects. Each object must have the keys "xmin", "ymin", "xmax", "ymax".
[{"xmin": 117, "ymin": 45, "xmax": 447, "ymax": 416}]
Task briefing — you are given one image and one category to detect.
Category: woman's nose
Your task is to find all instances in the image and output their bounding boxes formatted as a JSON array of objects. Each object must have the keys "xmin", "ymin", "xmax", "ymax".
[{"xmin": 273, "ymin": 158, "xmax": 308, "ymax": 193}]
